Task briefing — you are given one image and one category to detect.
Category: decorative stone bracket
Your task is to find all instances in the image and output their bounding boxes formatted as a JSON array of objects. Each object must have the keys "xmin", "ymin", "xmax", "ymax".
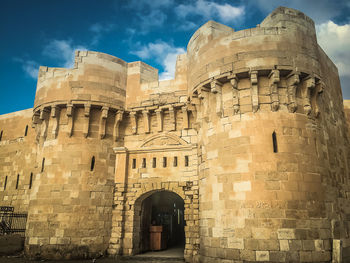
[
  {"xmin": 83, "ymin": 103, "xmax": 91, "ymax": 138},
  {"xmin": 51, "ymin": 105, "xmax": 60, "ymax": 139},
  {"xmin": 99, "ymin": 106, "xmax": 109, "ymax": 139},
  {"xmin": 228, "ymin": 74, "xmax": 240, "ymax": 114},
  {"xmin": 113, "ymin": 111, "xmax": 124, "ymax": 141},
  {"xmin": 210, "ymin": 79, "xmax": 223, "ymax": 117},
  {"xmin": 287, "ymin": 71, "xmax": 300, "ymax": 113},
  {"xmin": 66, "ymin": 103, "xmax": 74, "ymax": 137},
  {"xmin": 269, "ymin": 69, "xmax": 280, "ymax": 111}
]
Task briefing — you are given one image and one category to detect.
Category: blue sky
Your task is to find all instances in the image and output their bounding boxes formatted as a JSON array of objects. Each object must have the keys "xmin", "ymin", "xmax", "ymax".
[{"xmin": 1, "ymin": 0, "xmax": 349, "ymax": 115}]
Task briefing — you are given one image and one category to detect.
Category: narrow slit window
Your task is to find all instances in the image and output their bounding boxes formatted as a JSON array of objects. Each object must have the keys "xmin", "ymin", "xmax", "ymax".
[
  {"xmin": 24, "ymin": 125, "xmax": 28, "ymax": 136},
  {"xmin": 132, "ymin": 159, "xmax": 136, "ymax": 169},
  {"xmin": 142, "ymin": 158, "xmax": 146, "ymax": 168},
  {"xmin": 272, "ymin": 131, "xmax": 278, "ymax": 153},
  {"xmin": 163, "ymin": 157, "xmax": 167, "ymax": 167},
  {"xmin": 41, "ymin": 158, "xmax": 45, "ymax": 172},
  {"xmin": 4, "ymin": 176, "xmax": 7, "ymax": 190},
  {"xmin": 173, "ymin": 156, "xmax": 178, "ymax": 167},
  {"xmin": 152, "ymin": 157, "xmax": 156, "ymax": 168},
  {"xmin": 16, "ymin": 174, "xmax": 19, "ymax": 189},
  {"xmin": 90, "ymin": 156, "xmax": 95, "ymax": 171},
  {"xmin": 29, "ymin": 173, "xmax": 33, "ymax": 189},
  {"xmin": 0, "ymin": 130, "xmax": 3, "ymax": 141},
  {"xmin": 185, "ymin": 156, "xmax": 189, "ymax": 167}
]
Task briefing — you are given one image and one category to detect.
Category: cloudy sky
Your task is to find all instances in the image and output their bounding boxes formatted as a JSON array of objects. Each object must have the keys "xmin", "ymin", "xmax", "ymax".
[{"xmin": 1, "ymin": 0, "xmax": 349, "ymax": 114}]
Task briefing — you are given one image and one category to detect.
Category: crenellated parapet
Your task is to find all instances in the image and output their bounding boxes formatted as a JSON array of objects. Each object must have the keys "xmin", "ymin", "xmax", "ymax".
[{"xmin": 190, "ymin": 67, "xmax": 324, "ymax": 118}]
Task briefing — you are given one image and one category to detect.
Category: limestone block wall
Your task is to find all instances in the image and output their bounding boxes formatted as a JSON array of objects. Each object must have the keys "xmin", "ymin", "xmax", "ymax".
[
  {"xmin": 0, "ymin": 109, "xmax": 36, "ymax": 212},
  {"xmin": 25, "ymin": 104, "xmax": 118, "ymax": 259},
  {"xmin": 34, "ymin": 51, "xmax": 127, "ymax": 110},
  {"xmin": 186, "ymin": 7, "xmax": 350, "ymax": 263}
]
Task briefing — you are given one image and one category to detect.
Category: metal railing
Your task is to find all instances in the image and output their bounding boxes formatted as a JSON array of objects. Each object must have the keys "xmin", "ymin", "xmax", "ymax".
[{"xmin": 0, "ymin": 206, "xmax": 27, "ymax": 236}]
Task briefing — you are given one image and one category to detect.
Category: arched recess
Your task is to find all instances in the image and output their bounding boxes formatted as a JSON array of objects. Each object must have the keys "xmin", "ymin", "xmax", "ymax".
[
  {"xmin": 115, "ymin": 182, "xmax": 199, "ymax": 261},
  {"xmin": 133, "ymin": 190, "xmax": 185, "ymax": 255}
]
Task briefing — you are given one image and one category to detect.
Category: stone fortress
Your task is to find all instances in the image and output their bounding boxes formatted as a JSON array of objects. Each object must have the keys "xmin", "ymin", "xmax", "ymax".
[{"xmin": 1, "ymin": 6, "xmax": 350, "ymax": 263}]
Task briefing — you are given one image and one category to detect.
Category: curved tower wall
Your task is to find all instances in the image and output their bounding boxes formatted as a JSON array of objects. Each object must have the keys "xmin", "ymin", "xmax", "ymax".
[
  {"xmin": 25, "ymin": 51, "xmax": 126, "ymax": 258},
  {"xmin": 188, "ymin": 7, "xmax": 350, "ymax": 262}
]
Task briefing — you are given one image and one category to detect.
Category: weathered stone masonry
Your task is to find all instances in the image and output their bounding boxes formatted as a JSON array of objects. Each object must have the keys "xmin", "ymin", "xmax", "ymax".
[{"xmin": 1, "ymin": 6, "xmax": 350, "ymax": 263}]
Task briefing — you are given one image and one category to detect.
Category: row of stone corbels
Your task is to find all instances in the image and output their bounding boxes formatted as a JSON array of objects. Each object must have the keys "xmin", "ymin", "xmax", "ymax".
[
  {"xmin": 32, "ymin": 102, "xmax": 124, "ymax": 141},
  {"xmin": 192, "ymin": 68, "xmax": 325, "ymax": 117},
  {"xmin": 32, "ymin": 101, "xmax": 195, "ymax": 141},
  {"xmin": 128, "ymin": 103, "xmax": 192, "ymax": 135}
]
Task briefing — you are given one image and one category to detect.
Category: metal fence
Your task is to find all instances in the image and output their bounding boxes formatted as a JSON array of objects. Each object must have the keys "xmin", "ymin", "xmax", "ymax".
[{"xmin": 0, "ymin": 206, "xmax": 27, "ymax": 236}]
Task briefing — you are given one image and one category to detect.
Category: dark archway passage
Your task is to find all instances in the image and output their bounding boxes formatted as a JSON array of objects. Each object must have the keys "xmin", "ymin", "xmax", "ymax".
[{"xmin": 140, "ymin": 191, "xmax": 185, "ymax": 255}]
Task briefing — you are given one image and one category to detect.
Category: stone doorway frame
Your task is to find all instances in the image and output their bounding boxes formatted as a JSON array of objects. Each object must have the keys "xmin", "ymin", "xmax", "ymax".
[
  {"xmin": 108, "ymin": 143, "xmax": 199, "ymax": 263},
  {"xmin": 133, "ymin": 189, "xmax": 185, "ymax": 255}
]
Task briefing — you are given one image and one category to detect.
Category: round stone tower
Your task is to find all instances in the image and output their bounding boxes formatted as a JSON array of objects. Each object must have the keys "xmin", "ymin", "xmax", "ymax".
[
  {"xmin": 26, "ymin": 51, "xmax": 127, "ymax": 258},
  {"xmin": 187, "ymin": 7, "xmax": 349, "ymax": 262}
]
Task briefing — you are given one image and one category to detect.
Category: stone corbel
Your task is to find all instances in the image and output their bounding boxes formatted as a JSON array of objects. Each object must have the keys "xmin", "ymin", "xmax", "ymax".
[
  {"xmin": 143, "ymin": 110, "xmax": 150, "ymax": 134},
  {"xmin": 287, "ymin": 72, "xmax": 300, "ymax": 113},
  {"xmin": 66, "ymin": 103, "xmax": 74, "ymax": 137},
  {"xmin": 113, "ymin": 111, "xmax": 124, "ymax": 141},
  {"xmin": 250, "ymin": 70, "xmax": 259, "ymax": 112},
  {"xmin": 211, "ymin": 80, "xmax": 223, "ymax": 117},
  {"xmin": 51, "ymin": 105, "xmax": 60, "ymax": 139},
  {"xmin": 302, "ymin": 76, "xmax": 315, "ymax": 116},
  {"xmin": 130, "ymin": 112, "xmax": 137, "ymax": 134},
  {"xmin": 228, "ymin": 74, "xmax": 240, "ymax": 114},
  {"xmin": 312, "ymin": 80, "xmax": 324, "ymax": 117},
  {"xmin": 83, "ymin": 103, "xmax": 91, "ymax": 138},
  {"xmin": 40, "ymin": 107, "xmax": 50, "ymax": 140},
  {"xmin": 99, "ymin": 106, "xmax": 109, "ymax": 139},
  {"xmin": 32, "ymin": 111, "xmax": 40, "ymax": 126},
  {"xmin": 168, "ymin": 106, "xmax": 176, "ymax": 131},
  {"xmin": 182, "ymin": 106, "xmax": 189, "ymax": 129},
  {"xmin": 155, "ymin": 109, "xmax": 163, "ymax": 132},
  {"xmin": 269, "ymin": 69, "xmax": 280, "ymax": 111}
]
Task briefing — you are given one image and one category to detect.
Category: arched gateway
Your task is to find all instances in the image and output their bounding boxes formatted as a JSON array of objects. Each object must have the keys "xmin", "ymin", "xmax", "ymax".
[
  {"xmin": 134, "ymin": 190, "xmax": 185, "ymax": 255},
  {"xmin": 107, "ymin": 133, "xmax": 200, "ymax": 262}
]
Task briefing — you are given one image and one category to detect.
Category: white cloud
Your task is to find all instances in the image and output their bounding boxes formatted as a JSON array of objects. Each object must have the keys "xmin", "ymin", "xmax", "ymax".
[
  {"xmin": 42, "ymin": 40, "xmax": 88, "ymax": 68},
  {"xmin": 132, "ymin": 41, "xmax": 185, "ymax": 80},
  {"xmin": 14, "ymin": 58, "xmax": 39, "ymax": 79},
  {"xmin": 89, "ymin": 23, "xmax": 115, "ymax": 45},
  {"xmin": 316, "ymin": 21, "xmax": 350, "ymax": 77},
  {"xmin": 175, "ymin": 0, "xmax": 245, "ymax": 25},
  {"xmin": 252, "ymin": 0, "xmax": 348, "ymax": 24}
]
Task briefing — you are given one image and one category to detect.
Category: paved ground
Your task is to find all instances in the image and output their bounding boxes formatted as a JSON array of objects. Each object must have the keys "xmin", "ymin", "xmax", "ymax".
[
  {"xmin": 0, "ymin": 256, "xmax": 184, "ymax": 263},
  {"xmin": 0, "ymin": 247, "xmax": 185, "ymax": 263}
]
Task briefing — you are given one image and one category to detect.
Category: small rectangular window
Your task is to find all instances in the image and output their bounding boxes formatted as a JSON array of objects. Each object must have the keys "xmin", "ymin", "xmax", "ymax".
[
  {"xmin": 163, "ymin": 157, "xmax": 167, "ymax": 167},
  {"xmin": 132, "ymin": 158, "xmax": 136, "ymax": 169},
  {"xmin": 152, "ymin": 157, "xmax": 156, "ymax": 168},
  {"xmin": 185, "ymin": 156, "xmax": 189, "ymax": 167},
  {"xmin": 0, "ymin": 130, "xmax": 3, "ymax": 141},
  {"xmin": 24, "ymin": 125, "xmax": 28, "ymax": 136},
  {"xmin": 272, "ymin": 131, "xmax": 278, "ymax": 153},
  {"xmin": 90, "ymin": 156, "xmax": 95, "ymax": 171},
  {"xmin": 16, "ymin": 174, "xmax": 20, "ymax": 189},
  {"xmin": 4, "ymin": 176, "xmax": 8, "ymax": 190},
  {"xmin": 173, "ymin": 156, "xmax": 178, "ymax": 167},
  {"xmin": 29, "ymin": 173, "xmax": 33, "ymax": 189},
  {"xmin": 41, "ymin": 158, "xmax": 45, "ymax": 172},
  {"xmin": 142, "ymin": 158, "xmax": 146, "ymax": 168}
]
